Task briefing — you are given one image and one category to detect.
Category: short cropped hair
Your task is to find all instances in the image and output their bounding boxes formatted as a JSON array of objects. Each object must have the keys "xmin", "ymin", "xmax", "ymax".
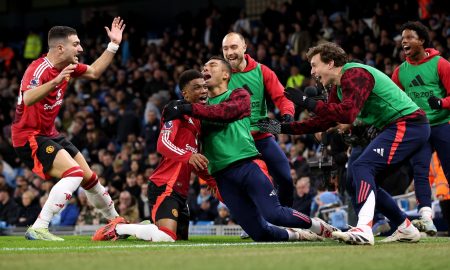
[
  {"xmin": 179, "ymin": 69, "xmax": 203, "ymax": 91},
  {"xmin": 400, "ymin": 21, "xmax": 430, "ymax": 48},
  {"xmin": 208, "ymin": 56, "xmax": 232, "ymax": 79},
  {"xmin": 306, "ymin": 42, "xmax": 348, "ymax": 67},
  {"xmin": 48, "ymin": 26, "xmax": 77, "ymax": 46},
  {"xmin": 223, "ymin": 32, "xmax": 246, "ymax": 43}
]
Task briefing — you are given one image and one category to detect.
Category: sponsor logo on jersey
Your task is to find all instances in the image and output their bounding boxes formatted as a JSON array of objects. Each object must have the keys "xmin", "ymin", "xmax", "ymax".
[
  {"xmin": 56, "ymin": 89, "xmax": 62, "ymax": 100},
  {"xmin": 43, "ymin": 99, "xmax": 63, "ymax": 110},
  {"xmin": 185, "ymin": 143, "xmax": 198, "ymax": 153},
  {"xmin": 46, "ymin": 145, "xmax": 55, "ymax": 154},
  {"xmin": 171, "ymin": 209, "xmax": 179, "ymax": 218},
  {"xmin": 409, "ymin": 75, "xmax": 426, "ymax": 87}
]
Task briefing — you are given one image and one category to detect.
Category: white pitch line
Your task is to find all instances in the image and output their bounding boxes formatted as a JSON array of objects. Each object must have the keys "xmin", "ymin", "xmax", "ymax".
[{"xmin": 0, "ymin": 241, "xmax": 327, "ymax": 252}]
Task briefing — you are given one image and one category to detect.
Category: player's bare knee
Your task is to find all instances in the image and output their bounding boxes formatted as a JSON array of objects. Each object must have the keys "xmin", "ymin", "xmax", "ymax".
[{"xmin": 48, "ymin": 150, "xmax": 80, "ymax": 178}]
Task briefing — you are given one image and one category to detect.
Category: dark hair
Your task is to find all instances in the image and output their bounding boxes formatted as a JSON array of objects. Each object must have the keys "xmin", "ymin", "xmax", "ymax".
[
  {"xmin": 208, "ymin": 56, "xmax": 232, "ymax": 78},
  {"xmin": 400, "ymin": 21, "xmax": 430, "ymax": 48},
  {"xmin": 306, "ymin": 42, "xmax": 348, "ymax": 67},
  {"xmin": 179, "ymin": 69, "xmax": 204, "ymax": 91},
  {"xmin": 48, "ymin": 26, "xmax": 77, "ymax": 46},
  {"xmin": 0, "ymin": 185, "xmax": 12, "ymax": 196}
]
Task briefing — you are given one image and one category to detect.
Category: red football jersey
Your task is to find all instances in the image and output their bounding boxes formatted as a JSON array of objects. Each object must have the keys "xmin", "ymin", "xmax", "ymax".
[
  {"xmin": 150, "ymin": 115, "xmax": 201, "ymax": 198},
  {"xmin": 12, "ymin": 57, "xmax": 87, "ymax": 147}
]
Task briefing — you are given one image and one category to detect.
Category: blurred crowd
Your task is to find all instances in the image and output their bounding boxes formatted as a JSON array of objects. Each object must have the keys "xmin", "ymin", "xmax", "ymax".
[{"xmin": 1, "ymin": 1, "xmax": 450, "ymax": 228}]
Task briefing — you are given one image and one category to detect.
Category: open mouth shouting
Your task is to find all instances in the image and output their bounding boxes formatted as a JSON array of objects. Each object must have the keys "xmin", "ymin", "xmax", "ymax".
[
  {"xmin": 402, "ymin": 45, "xmax": 412, "ymax": 56},
  {"xmin": 198, "ymin": 95, "xmax": 208, "ymax": 104}
]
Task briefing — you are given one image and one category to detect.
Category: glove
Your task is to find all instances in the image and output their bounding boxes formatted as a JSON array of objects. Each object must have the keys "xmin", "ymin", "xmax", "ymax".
[
  {"xmin": 162, "ymin": 100, "xmax": 193, "ymax": 122},
  {"xmin": 428, "ymin": 96, "xmax": 442, "ymax": 110},
  {"xmin": 281, "ymin": 114, "xmax": 294, "ymax": 123},
  {"xmin": 284, "ymin": 87, "xmax": 317, "ymax": 111},
  {"xmin": 256, "ymin": 118, "xmax": 293, "ymax": 134},
  {"xmin": 365, "ymin": 125, "xmax": 380, "ymax": 140}
]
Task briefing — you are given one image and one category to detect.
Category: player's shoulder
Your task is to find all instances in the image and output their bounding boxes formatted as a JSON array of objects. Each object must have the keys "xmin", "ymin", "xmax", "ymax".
[{"xmin": 25, "ymin": 57, "xmax": 52, "ymax": 77}]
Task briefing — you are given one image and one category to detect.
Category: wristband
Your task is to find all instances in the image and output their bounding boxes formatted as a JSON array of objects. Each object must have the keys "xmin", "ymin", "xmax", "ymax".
[{"xmin": 106, "ymin": 42, "xmax": 119, "ymax": 53}]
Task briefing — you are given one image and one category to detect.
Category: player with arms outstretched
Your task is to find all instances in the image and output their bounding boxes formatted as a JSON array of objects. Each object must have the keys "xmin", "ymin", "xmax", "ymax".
[{"xmin": 12, "ymin": 17, "xmax": 126, "ymax": 241}]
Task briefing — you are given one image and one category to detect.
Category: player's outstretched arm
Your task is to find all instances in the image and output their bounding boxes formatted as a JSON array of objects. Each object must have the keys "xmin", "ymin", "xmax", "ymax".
[
  {"xmin": 191, "ymin": 88, "xmax": 251, "ymax": 122},
  {"xmin": 82, "ymin": 16, "xmax": 126, "ymax": 80},
  {"xmin": 22, "ymin": 64, "xmax": 76, "ymax": 106}
]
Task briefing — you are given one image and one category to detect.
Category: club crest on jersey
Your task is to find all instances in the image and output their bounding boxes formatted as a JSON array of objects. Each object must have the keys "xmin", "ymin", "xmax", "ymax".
[
  {"xmin": 46, "ymin": 145, "xmax": 55, "ymax": 154},
  {"xmin": 28, "ymin": 77, "xmax": 39, "ymax": 89},
  {"xmin": 164, "ymin": 121, "xmax": 173, "ymax": 129},
  {"xmin": 171, "ymin": 209, "xmax": 179, "ymax": 218}
]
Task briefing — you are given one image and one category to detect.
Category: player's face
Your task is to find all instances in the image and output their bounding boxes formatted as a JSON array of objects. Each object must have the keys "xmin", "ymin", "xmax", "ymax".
[
  {"xmin": 202, "ymin": 59, "xmax": 229, "ymax": 88},
  {"xmin": 401, "ymin": 29, "xmax": 424, "ymax": 58},
  {"xmin": 222, "ymin": 34, "xmax": 246, "ymax": 70},
  {"xmin": 182, "ymin": 78, "xmax": 208, "ymax": 104},
  {"xmin": 310, "ymin": 54, "xmax": 333, "ymax": 86},
  {"xmin": 64, "ymin": 35, "xmax": 84, "ymax": 64}
]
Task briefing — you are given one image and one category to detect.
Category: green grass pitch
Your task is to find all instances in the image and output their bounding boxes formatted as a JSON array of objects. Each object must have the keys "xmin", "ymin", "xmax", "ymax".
[{"xmin": 1, "ymin": 235, "xmax": 449, "ymax": 270}]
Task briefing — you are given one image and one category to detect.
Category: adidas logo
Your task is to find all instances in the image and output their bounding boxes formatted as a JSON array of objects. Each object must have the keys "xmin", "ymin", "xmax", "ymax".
[
  {"xmin": 409, "ymin": 75, "xmax": 425, "ymax": 87},
  {"xmin": 269, "ymin": 189, "xmax": 277, "ymax": 197},
  {"xmin": 373, "ymin": 148, "xmax": 384, "ymax": 157}
]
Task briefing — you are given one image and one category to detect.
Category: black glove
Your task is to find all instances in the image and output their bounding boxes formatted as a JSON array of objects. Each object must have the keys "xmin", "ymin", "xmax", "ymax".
[
  {"xmin": 256, "ymin": 119, "xmax": 293, "ymax": 134},
  {"xmin": 162, "ymin": 100, "xmax": 193, "ymax": 122},
  {"xmin": 284, "ymin": 87, "xmax": 317, "ymax": 111},
  {"xmin": 365, "ymin": 125, "xmax": 380, "ymax": 140},
  {"xmin": 281, "ymin": 114, "xmax": 294, "ymax": 123},
  {"xmin": 428, "ymin": 96, "xmax": 442, "ymax": 110}
]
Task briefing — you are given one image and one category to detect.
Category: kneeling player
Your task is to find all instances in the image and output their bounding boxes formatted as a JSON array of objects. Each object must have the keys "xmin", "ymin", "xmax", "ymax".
[{"xmin": 93, "ymin": 70, "xmax": 211, "ymax": 242}]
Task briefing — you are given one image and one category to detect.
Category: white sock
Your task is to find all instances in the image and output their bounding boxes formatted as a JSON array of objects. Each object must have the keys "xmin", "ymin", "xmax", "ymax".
[
  {"xmin": 356, "ymin": 191, "xmax": 375, "ymax": 232},
  {"xmin": 308, "ymin": 219, "xmax": 323, "ymax": 235},
  {"xmin": 85, "ymin": 182, "xmax": 119, "ymax": 220},
  {"xmin": 33, "ymin": 175, "xmax": 82, "ymax": 229},
  {"xmin": 116, "ymin": 224, "xmax": 174, "ymax": 242},
  {"xmin": 286, "ymin": 229, "xmax": 299, "ymax": 241},
  {"xmin": 418, "ymin": 206, "xmax": 433, "ymax": 220}
]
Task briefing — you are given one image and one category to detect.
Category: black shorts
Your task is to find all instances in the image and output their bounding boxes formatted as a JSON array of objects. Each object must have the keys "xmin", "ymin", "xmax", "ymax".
[
  {"xmin": 14, "ymin": 135, "xmax": 79, "ymax": 180},
  {"xmin": 148, "ymin": 180, "xmax": 190, "ymax": 240}
]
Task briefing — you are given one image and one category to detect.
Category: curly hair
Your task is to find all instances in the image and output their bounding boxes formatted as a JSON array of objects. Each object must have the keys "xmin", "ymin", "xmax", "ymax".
[
  {"xmin": 306, "ymin": 42, "xmax": 348, "ymax": 67},
  {"xmin": 400, "ymin": 21, "xmax": 430, "ymax": 47}
]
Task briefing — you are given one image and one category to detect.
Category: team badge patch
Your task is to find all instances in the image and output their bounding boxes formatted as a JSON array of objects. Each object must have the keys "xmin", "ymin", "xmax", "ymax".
[
  {"xmin": 171, "ymin": 209, "xmax": 179, "ymax": 218},
  {"xmin": 164, "ymin": 121, "xmax": 173, "ymax": 129},
  {"xmin": 45, "ymin": 145, "xmax": 55, "ymax": 154}
]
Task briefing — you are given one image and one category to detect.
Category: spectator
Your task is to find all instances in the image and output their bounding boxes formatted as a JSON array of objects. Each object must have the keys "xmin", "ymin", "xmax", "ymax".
[
  {"xmin": 214, "ymin": 203, "xmax": 234, "ymax": 225},
  {"xmin": 118, "ymin": 190, "xmax": 140, "ymax": 223},
  {"xmin": 192, "ymin": 184, "xmax": 218, "ymax": 223},
  {"xmin": 292, "ymin": 177, "xmax": 314, "ymax": 216},
  {"xmin": 0, "ymin": 41, "xmax": 15, "ymax": 72},
  {"xmin": 0, "ymin": 186, "xmax": 19, "ymax": 226},
  {"xmin": 77, "ymin": 190, "xmax": 103, "ymax": 225},
  {"xmin": 16, "ymin": 191, "xmax": 41, "ymax": 227},
  {"xmin": 141, "ymin": 110, "xmax": 160, "ymax": 155},
  {"xmin": 137, "ymin": 183, "xmax": 151, "ymax": 221},
  {"xmin": 286, "ymin": 66, "xmax": 305, "ymax": 89}
]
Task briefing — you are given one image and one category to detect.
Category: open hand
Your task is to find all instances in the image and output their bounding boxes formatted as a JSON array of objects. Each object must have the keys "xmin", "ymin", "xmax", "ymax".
[{"xmin": 105, "ymin": 16, "xmax": 126, "ymax": 45}]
